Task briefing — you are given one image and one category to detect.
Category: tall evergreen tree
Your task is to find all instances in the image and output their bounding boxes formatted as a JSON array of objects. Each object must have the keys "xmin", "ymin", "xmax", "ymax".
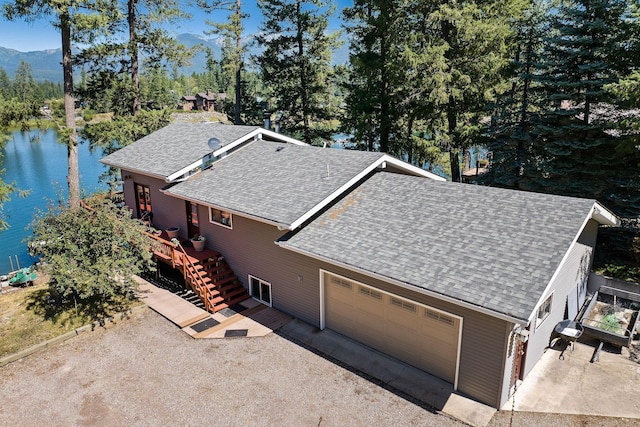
[
  {"xmin": 3, "ymin": 0, "xmax": 106, "ymax": 208},
  {"xmin": 199, "ymin": 0, "xmax": 247, "ymax": 124},
  {"xmin": 0, "ymin": 68, "xmax": 11, "ymax": 100},
  {"xmin": 341, "ymin": 0, "xmax": 404, "ymax": 153},
  {"xmin": 423, "ymin": 1, "xmax": 520, "ymax": 181},
  {"xmin": 531, "ymin": 0, "xmax": 635, "ymax": 213},
  {"xmin": 342, "ymin": 1, "xmax": 523, "ymax": 179},
  {"xmin": 479, "ymin": 0, "xmax": 550, "ymax": 190},
  {"xmin": 256, "ymin": 0, "xmax": 341, "ymax": 145},
  {"xmin": 13, "ymin": 60, "xmax": 37, "ymax": 102},
  {"xmin": 76, "ymin": 0, "xmax": 192, "ymax": 116}
]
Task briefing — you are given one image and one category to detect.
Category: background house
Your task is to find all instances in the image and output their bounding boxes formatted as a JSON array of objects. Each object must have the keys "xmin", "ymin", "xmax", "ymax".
[
  {"xmin": 179, "ymin": 95, "xmax": 197, "ymax": 111},
  {"xmin": 196, "ymin": 91, "xmax": 226, "ymax": 111},
  {"xmin": 101, "ymin": 122, "xmax": 618, "ymax": 409}
]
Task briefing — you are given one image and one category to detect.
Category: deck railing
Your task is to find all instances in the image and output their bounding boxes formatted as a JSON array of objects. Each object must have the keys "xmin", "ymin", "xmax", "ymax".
[{"xmin": 145, "ymin": 231, "xmax": 218, "ymax": 313}]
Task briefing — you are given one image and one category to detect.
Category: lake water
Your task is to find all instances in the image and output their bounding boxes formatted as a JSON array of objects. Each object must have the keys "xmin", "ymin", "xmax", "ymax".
[{"xmin": 0, "ymin": 129, "xmax": 107, "ymax": 274}]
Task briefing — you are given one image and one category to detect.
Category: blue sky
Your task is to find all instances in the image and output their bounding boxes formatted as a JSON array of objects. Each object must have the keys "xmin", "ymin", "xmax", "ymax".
[{"xmin": 0, "ymin": 1, "xmax": 350, "ymax": 52}]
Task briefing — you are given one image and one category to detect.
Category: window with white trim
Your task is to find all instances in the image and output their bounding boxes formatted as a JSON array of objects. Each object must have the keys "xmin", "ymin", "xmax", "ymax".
[
  {"xmin": 209, "ymin": 207, "xmax": 232, "ymax": 228},
  {"xmin": 249, "ymin": 276, "xmax": 271, "ymax": 306},
  {"xmin": 536, "ymin": 294, "xmax": 553, "ymax": 327}
]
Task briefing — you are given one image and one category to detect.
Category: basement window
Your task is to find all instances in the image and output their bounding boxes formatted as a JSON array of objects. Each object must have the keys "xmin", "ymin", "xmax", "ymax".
[
  {"xmin": 249, "ymin": 275, "xmax": 272, "ymax": 307},
  {"xmin": 209, "ymin": 207, "xmax": 232, "ymax": 229}
]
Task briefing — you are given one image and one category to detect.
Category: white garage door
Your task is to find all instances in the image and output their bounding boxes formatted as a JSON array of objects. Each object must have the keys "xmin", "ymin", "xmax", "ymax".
[{"xmin": 325, "ymin": 273, "xmax": 461, "ymax": 385}]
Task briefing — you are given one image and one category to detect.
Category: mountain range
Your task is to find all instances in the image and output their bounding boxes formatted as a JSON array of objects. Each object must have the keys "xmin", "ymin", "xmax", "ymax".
[{"xmin": 0, "ymin": 33, "xmax": 349, "ymax": 84}]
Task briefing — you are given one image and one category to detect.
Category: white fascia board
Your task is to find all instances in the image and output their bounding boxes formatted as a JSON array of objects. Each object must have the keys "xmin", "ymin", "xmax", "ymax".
[
  {"xmin": 287, "ymin": 156, "xmax": 445, "ymax": 231},
  {"xmin": 277, "ymin": 240, "xmax": 527, "ymax": 325},
  {"xmin": 259, "ymin": 128, "xmax": 309, "ymax": 146},
  {"xmin": 526, "ymin": 202, "xmax": 618, "ymax": 324},
  {"xmin": 166, "ymin": 159, "xmax": 205, "ymax": 183},
  {"xmin": 104, "ymin": 164, "xmax": 166, "ymax": 182},
  {"xmin": 592, "ymin": 202, "xmax": 620, "ymax": 226},
  {"xmin": 211, "ymin": 128, "xmax": 307, "ymax": 159},
  {"xmin": 287, "ymin": 157, "xmax": 385, "ymax": 231},
  {"xmin": 211, "ymin": 129, "xmax": 262, "ymax": 157},
  {"xmin": 381, "ymin": 155, "xmax": 447, "ymax": 181}
]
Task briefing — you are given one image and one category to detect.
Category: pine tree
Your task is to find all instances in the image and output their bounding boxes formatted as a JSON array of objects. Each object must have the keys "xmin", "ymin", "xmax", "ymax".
[
  {"xmin": 199, "ymin": 0, "xmax": 247, "ymax": 124},
  {"xmin": 13, "ymin": 60, "xmax": 37, "ymax": 102},
  {"xmin": 341, "ymin": 0, "xmax": 404, "ymax": 153},
  {"xmin": 0, "ymin": 68, "xmax": 11, "ymax": 100},
  {"xmin": 3, "ymin": 0, "xmax": 99, "ymax": 208},
  {"xmin": 76, "ymin": 0, "xmax": 193, "ymax": 116},
  {"xmin": 479, "ymin": 0, "xmax": 550, "ymax": 190},
  {"xmin": 256, "ymin": 0, "xmax": 341, "ymax": 145},
  {"xmin": 531, "ymin": 0, "xmax": 634, "ymax": 212},
  {"xmin": 342, "ymin": 1, "xmax": 523, "ymax": 179}
]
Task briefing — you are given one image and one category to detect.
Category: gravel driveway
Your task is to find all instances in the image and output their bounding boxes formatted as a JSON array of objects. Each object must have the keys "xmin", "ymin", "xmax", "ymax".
[
  {"xmin": 1, "ymin": 307, "xmax": 637, "ymax": 427},
  {"xmin": 0, "ymin": 308, "xmax": 463, "ymax": 427}
]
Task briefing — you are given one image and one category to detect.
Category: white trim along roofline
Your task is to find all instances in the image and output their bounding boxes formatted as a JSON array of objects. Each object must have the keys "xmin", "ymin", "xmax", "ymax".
[
  {"xmin": 381, "ymin": 155, "xmax": 446, "ymax": 181},
  {"xmin": 276, "ymin": 239, "xmax": 527, "ymax": 325},
  {"xmin": 166, "ymin": 158, "xmax": 208, "ymax": 183},
  {"xmin": 165, "ymin": 128, "xmax": 309, "ymax": 184},
  {"xmin": 101, "ymin": 164, "xmax": 166, "ymax": 182},
  {"xmin": 211, "ymin": 128, "xmax": 308, "ymax": 159},
  {"xmin": 287, "ymin": 155, "xmax": 445, "ymax": 231},
  {"xmin": 527, "ymin": 201, "xmax": 619, "ymax": 326}
]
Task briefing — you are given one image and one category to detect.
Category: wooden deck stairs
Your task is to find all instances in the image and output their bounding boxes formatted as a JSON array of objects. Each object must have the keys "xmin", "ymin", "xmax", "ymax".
[{"xmin": 148, "ymin": 233, "xmax": 249, "ymax": 313}]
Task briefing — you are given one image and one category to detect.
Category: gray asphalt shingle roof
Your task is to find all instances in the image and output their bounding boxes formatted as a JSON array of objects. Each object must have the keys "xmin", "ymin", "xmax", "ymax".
[
  {"xmin": 100, "ymin": 122, "xmax": 261, "ymax": 179},
  {"xmin": 165, "ymin": 140, "xmax": 385, "ymax": 226},
  {"xmin": 279, "ymin": 172, "xmax": 597, "ymax": 322}
]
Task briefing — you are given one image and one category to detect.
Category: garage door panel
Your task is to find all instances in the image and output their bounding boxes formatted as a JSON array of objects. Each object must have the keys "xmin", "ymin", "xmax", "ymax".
[
  {"xmin": 387, "ymin": 308, "xmax": 420, "ymax": 331},
  {"xmin": 325, "ymin": 273, "xmax": 460, "ymax": 385},
  {"xmin": 420, "ymin": 327, "xmax": 458, "ymax": 347}
]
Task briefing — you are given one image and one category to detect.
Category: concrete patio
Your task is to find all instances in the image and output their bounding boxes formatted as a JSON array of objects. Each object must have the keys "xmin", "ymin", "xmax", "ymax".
[
  {"xmin": 135, "ymin": 276, "xmax": 292, "ymax": 339},
  {"xmin": 504, "ymin": 336, "xmax": 640, "ymax": 418}
]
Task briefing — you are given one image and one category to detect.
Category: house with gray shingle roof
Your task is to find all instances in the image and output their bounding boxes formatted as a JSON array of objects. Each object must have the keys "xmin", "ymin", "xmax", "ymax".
[{"xmin": 101, "ymin": 122, "xmax": 618, "ymax": 409}]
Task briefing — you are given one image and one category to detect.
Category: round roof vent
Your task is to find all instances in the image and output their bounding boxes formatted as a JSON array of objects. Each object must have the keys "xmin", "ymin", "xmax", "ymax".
[{"xmin": 208, "ymin": 137, "xmax": 221, "ymax": 151}]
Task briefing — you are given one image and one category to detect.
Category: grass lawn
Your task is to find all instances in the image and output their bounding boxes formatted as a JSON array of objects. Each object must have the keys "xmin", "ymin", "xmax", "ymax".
[{"xmin": 0, "ymin": 275, "xmax": 142, "ymax": 359}]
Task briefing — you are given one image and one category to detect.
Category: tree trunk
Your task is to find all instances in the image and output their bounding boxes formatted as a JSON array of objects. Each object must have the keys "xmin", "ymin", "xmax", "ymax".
[
  {"xmin": 234, "ymin": 0, "xmax": 242, "ymax": 125},
  {"xmin": 129, "ymin": 0, "xmax": 141, "ymax": 115},
  {"xmin": 61, "ymin": 10, "xmax": 80, "ymax": 209},
  {"xmin": 450, "ymin": 150, "xmax": 460, "ymax": 183},
  {"xmin": 447, "ymin": 98, "xmax": 461, "ymax": 182},
  {"xmin": 296, "ymin": 0, "xmax": 311, "ymax": 144}
]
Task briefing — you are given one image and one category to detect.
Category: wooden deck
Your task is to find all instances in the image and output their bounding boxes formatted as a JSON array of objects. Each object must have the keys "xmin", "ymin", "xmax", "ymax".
[
  {"xmin": 147, "ymin": 230, "xmax": 250, "ymax": 313},
  {"xmin": 136, "ymin": 277, "xmax": 210, "ymax": 328},
  {"xmin": 136, "ymin": 276, "xmax": 292, "ymax": 339}
]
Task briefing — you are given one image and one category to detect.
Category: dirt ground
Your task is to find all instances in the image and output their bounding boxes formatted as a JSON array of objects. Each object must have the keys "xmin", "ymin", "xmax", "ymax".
[{"xmin": 0, "ymin": 308, "xmax": 637, "ymax": 427}]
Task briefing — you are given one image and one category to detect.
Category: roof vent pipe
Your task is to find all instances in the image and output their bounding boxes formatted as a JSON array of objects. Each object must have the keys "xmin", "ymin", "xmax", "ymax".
[{"xmin": 264, "ymin": 112, "xmax": 271, "ymax": 130}]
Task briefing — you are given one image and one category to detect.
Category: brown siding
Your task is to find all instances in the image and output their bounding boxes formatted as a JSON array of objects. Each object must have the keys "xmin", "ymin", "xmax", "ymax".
[
  {"xmin": 116, "ymin": 190, "xmax": 520, "ymax": 407},
  {"xmin": 124, "ymin": 172, "xmax": 186, "ymax": 233},
  {"xmin": 197, "ymin": 213, "xmax": 322, "ymax": 325}
]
